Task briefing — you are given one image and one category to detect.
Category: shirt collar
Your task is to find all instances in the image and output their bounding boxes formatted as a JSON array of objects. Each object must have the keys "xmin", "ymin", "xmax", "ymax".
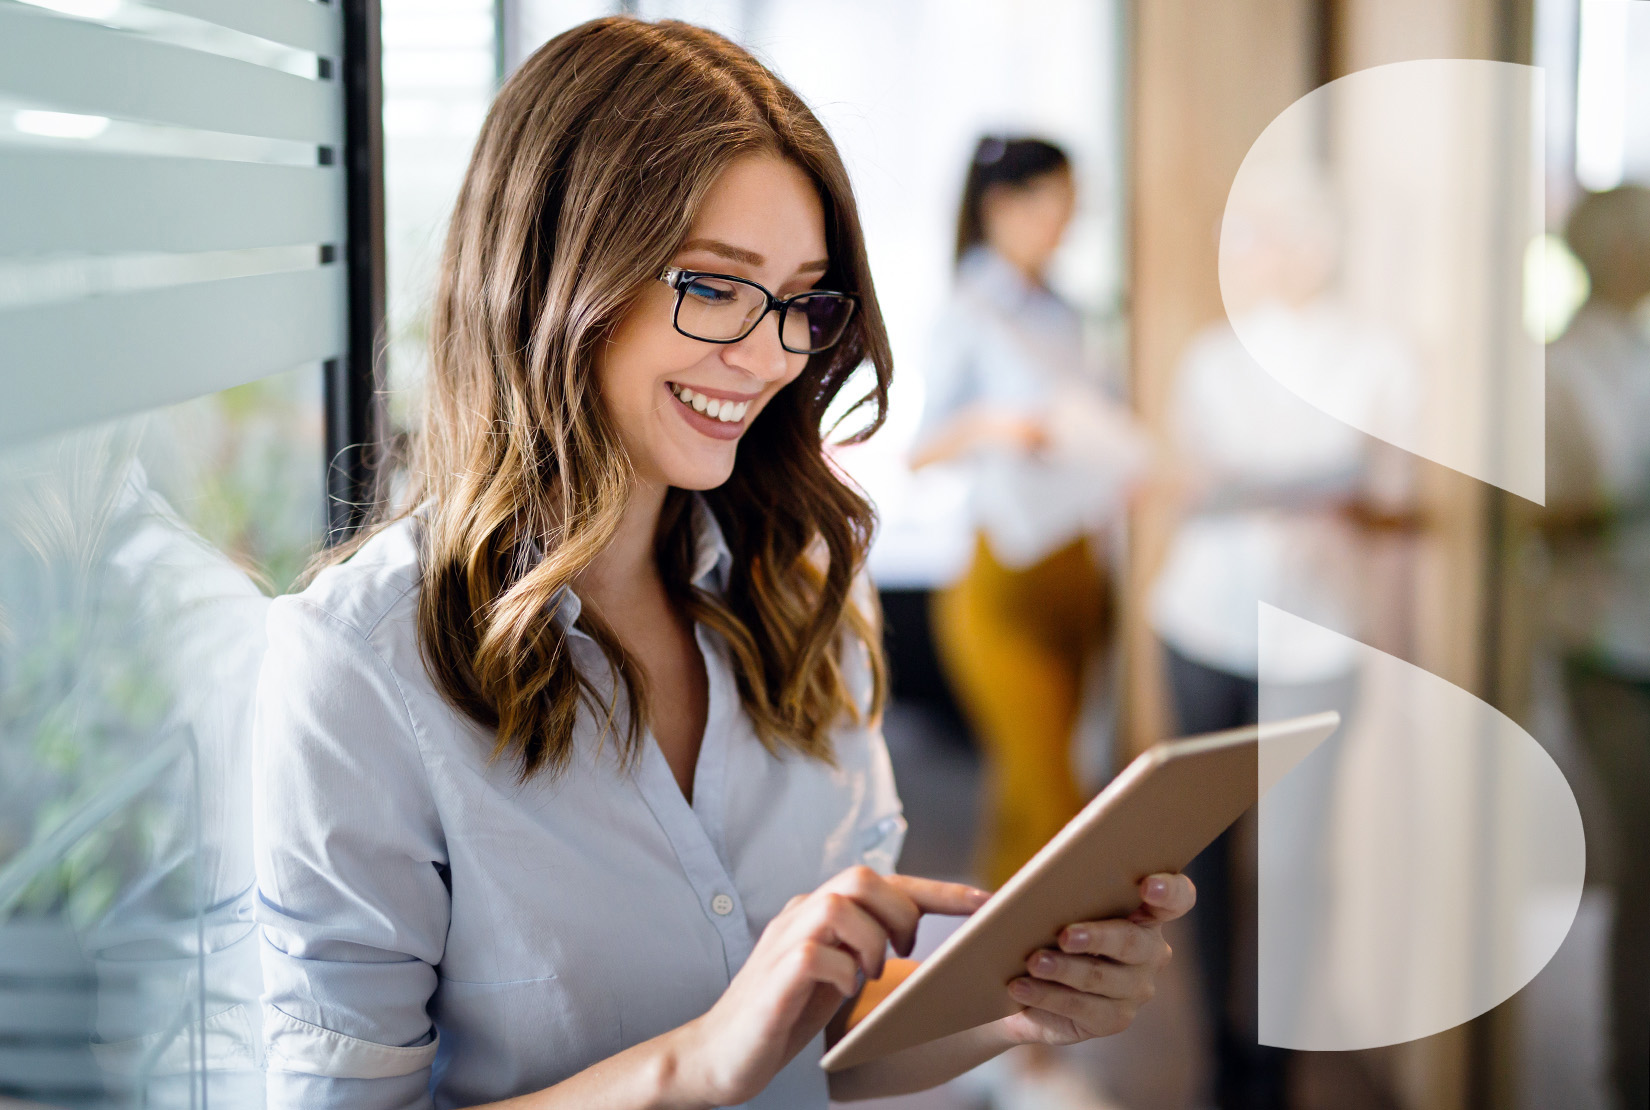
[
  {"xmin": 959, "ymin": 243, "xmax": 1042, "ymax": 311},
  {"xmin": 546, "ymin": 492, "xmax": 731, "ymax": 635},
  {"xmin": 687, "ymin": 492, "xmax": 733, "ymax": 592},
  {"xmin": 549, "ymin": 580, "xmax": 584, "ymax": 633}
]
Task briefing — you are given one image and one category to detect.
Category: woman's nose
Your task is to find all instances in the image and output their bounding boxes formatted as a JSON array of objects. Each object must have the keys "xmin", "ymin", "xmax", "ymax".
[{"xmin": 721, "ymin": 310, "xmax": 792, "ymax": 382}]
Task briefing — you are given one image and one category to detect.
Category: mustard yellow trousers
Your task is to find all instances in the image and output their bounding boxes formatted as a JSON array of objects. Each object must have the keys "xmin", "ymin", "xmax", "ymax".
[{"xmin": 931, "ymin": 536, "xmax": 1108, "ymax": 888}]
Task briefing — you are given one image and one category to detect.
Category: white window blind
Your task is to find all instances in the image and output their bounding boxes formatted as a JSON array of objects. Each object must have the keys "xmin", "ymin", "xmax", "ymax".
[{"xmin": 0, "ymin": 0, "xmax": 348, "ymax": 447}]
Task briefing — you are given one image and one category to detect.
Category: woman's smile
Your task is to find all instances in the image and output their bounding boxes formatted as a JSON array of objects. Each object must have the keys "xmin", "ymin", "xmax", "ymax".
[{"xmin": 666, "ymin": 380, "xmax": 758, "ymax": 440}]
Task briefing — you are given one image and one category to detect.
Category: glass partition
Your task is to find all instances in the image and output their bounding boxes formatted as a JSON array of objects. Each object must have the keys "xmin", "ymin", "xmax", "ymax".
[{"xmin": 0, "ymin": 0, "xmax": 345, "ymax": 1104}]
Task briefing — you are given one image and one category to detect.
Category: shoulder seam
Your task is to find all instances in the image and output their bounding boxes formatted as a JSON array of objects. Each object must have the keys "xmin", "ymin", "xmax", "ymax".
[
  {"xmin": 281, "ymin": 596, "xmax": 446, "ymax": 843},
  {"xmin": 361, "ymin": 577, "xmax": 419, "ymax": 639}
]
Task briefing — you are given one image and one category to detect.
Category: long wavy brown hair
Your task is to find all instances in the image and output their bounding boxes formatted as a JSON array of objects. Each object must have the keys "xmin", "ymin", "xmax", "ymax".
[{"xmin": 319, "ymin": 17, "xmax": 891, "ymax": 780}]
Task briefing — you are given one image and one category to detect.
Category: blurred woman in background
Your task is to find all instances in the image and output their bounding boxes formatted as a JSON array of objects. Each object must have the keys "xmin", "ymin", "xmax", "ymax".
[{"xmin": 914, "ymin": 136, "xmax": 1146, "ymax": 892}]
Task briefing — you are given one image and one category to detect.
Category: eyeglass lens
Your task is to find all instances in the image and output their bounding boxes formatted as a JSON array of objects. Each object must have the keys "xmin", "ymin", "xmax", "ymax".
[{"xmin": 675, "ymin": 274, "xmax": 854, "ymax": 353}]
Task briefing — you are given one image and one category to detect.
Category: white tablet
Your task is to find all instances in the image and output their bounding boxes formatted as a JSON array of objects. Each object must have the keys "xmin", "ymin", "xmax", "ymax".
[{"xmin": 820, "ymin": 711, "xmax": 1342, "ymax": 1072}]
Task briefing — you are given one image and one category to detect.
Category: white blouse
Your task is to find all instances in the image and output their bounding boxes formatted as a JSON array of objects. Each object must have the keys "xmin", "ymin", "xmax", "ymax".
[
  {"xmin": 918, "ymin": 245, "xmax": 1147, "ymax": 569},
  {"xmin": 252, "ymin": 497, "xmax": 906, "ymax": 1109}
]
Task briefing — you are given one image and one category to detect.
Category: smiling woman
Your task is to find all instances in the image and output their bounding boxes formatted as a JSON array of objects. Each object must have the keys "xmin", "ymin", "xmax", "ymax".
[{"xmin": 250, "ymin": 15, "xmax": 1191, "ymax": 1110}]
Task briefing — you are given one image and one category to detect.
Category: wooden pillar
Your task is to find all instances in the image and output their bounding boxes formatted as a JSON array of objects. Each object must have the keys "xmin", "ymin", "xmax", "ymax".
[
  {"xmin": 1122, "ymin": 0, "xmax": 1316, "ymax": 758},
  {"xmin": 1337, "ymin": 5, "xmax": 1536, "ymax": 1110}
]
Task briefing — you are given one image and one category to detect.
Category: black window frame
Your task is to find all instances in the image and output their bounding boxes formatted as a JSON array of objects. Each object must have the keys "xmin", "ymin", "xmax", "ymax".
[{"xmin": 326, "ymin": 0, "xmax": 386, "ymax": 544}]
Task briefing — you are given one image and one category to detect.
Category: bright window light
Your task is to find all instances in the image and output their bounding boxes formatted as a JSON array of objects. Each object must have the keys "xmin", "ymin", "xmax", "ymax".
[
  {"xmin": 12, "ymin": 109, "xmax": 111, "ymax": 139},
  {"xmin": 17, "ymin": 0, "xmax": 121, "ymax": 19},
  {"xmin": 1575, "ymin": 0, "xmax": 1629, "ymax": 191}
]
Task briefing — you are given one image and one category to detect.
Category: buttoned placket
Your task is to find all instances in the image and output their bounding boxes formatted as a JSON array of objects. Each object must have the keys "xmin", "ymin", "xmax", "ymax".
[
  {"xmin": 633, "ymin": 503, "xmax": 754, "ymax": 977},
  {"xmin": 632, "ymin": 649, "xmax": 755, "ymax": 977},
  {"xmin": 547, "ymin": 500, "xmax": 756, "ymax": 979}
]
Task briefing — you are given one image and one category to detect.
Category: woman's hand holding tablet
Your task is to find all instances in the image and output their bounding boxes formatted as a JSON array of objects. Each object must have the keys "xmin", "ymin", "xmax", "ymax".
[
  {"xmin": 822, "ymin": 712, "xmax": 1339, "ymax": 1083},
  {"xmin": 824, "ymin": 873, "xmax": 1194, "ymax": 1101},
  {"xmin": 1002, "ymin": 872, "xmax": 1195, "ymax": 1044}
]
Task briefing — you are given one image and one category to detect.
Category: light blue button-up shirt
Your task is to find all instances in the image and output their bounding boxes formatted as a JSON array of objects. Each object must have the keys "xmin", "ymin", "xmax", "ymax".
[
  {"xmin": 917, "ymin": 245, "xmax": 1145, "ymax": 569},
  {"xmin": 252, "ymin": 497, "xmax": 906, "ymax": 1108}
]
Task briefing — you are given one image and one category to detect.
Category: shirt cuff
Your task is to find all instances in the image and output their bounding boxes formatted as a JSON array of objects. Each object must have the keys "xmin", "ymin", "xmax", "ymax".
[
  {"xmin": 858, "ymin": 813, "xmax": 907, "ymax": 875},
  {"xmin": 265, "ymin": 1005, "xmax": 438, "ymax": 1080}
]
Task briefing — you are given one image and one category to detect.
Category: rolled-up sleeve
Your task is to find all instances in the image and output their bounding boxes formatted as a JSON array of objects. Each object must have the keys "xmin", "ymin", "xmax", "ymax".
[
  {"xmin": 855, "ymin": 762, "xmax": 907, "ymax": 876},
  {"xmin": 253, "ymin": 596, "xmax": 450, "ymax": 1109}
]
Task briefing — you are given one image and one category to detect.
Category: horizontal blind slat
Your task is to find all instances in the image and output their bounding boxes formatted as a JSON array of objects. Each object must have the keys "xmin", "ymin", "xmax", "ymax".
[
  {"xmin": 0, "ymin": 267, "xmax": 347, "ymax": 447},
  {"xmin": 0, "ymin": 7, "xmax": 342, "ymax": 144},
  {"xmin": 0, "ymin": 149, "xmax": 343, "ymax": 255},
  {"xmin": 140, "ymin": 0, "xmax": 343, "ymax": 57}
]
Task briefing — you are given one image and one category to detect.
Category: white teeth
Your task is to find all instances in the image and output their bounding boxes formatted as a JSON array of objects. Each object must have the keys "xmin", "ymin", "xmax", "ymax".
[{"xmin": 670, "ymin": 384, "xmax": 749, "ymax": 423}]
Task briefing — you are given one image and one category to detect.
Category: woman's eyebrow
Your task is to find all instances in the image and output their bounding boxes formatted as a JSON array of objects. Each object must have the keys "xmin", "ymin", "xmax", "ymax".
[{"xmin": 679, "ymin": 237, "xmax": 829, "ymax": 274}]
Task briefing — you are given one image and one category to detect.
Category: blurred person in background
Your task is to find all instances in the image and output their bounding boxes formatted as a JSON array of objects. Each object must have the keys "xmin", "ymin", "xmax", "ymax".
[
  {"xmin": 1148, "ymin": 163, "xmax": 1413, "ymax": 1109},
  {"xmin": 911, "ymin": 135, "xmax": 1150, "ymax": 1110},
  {"xmin": 913, "ymin": 136, "xmax": 1148, "ymax": 895},
  {"xmin": 1542, "ymin": 183, "xmax": 1650, "ymax": 1110}
]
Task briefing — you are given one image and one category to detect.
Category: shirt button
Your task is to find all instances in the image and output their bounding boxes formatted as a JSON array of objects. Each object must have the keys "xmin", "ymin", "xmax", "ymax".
[{"xmin": 711, "ymin": 893, "xmax": 735, "ymax": 916}]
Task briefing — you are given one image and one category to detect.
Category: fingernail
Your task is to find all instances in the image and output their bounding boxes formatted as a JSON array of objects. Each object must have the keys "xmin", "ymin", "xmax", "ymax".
[
  {"xmin": 1146, "ymin": 875, "xmax": 1169, "ymax": 900},
  {"xmin": 971, "ymin": 887, "xmax": 993, "ymax": 904},
  {"xmin": 1063, "ymin": 926, "xmax": 1091, "ymax": 950},
  {"xmin": 1032, "ymin": 952, "xmax": 1055, "ymax": 974},
  {"xmin": 1009, "ymin": 978, "xmax": 1034, "ymax": 999}
]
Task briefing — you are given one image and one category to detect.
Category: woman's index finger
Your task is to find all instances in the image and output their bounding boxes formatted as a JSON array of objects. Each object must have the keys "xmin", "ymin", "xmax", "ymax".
[{"xmin": 885, "ymin": 874, "xmax": 993, "ymax": 916}]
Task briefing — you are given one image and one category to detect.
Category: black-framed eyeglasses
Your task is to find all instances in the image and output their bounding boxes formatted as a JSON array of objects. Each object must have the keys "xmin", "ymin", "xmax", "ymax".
[{"xmin": 659, "ymin": 267, "xmax": 858, "ymax": 355}]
